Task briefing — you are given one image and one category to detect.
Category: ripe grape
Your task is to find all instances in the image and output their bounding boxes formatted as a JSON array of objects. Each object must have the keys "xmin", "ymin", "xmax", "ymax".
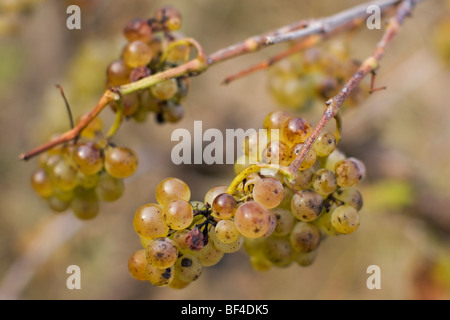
[
  {"xmin": 162, "ymin": 199, "xmax": 193, "ymax": 230},
  {"xmin": 253, "ymin": 177, "xmax": 284, "ymax": 209},
  {"xmin": 288, "ymin": 144, "xmax": 317, "ymax": 170},
  {"xmin": 331, "ymin": 205, "xmax": 360, "ymax": 234},
  {"xmin": 311, "ymin": 168, "xmax": 337, "ymax": 195},
  {"xmin": 293, "ymin": 167, "xmax": 314, "ymax": 190},
  {"xmin": 47, "ymin": 196, "xmax": 70, "ymax": 212},
  {"xmin": 71, "ymin": 188, "xmax": 100, "ymax": 220},
  {"xmin": 263, "ymin": 235, "xmax": 293, "ymax": 267},
  {"xmin": 106, "ymin": 59, "xmax": 131, "ymax": 86},
  {"xmin": 172, "ymin": 229, "xmax": 191, "ymax": 252},
  {"xmin": 128, "ymin": 249, "xmax": 148, "ymax": 281},
  {"xmin": 123, "ymin": 18, "xmax": 153, "ymax": 43},
  {"xmin": 289, "ymin": 221, "xmax": 321, "ymax": 252},
  {"xmin": 313, "ymin": 131, "xmax": 337, "ymax": 157},
  {"xmin": 263, "ymin": 110, "xmax": 292, "ymax": 131},
  {"xmin": 174, "ymin": 254, "xmax": 203, "ymax": 283},
  {"xmin": 249, "ymin": 254, "xmax": 273, "ymax": 272},
  {"xmin": 96, "ymin": 172, "xmax": 124, "ymax": 202},
  {"xmin": 168, "ymin": 273, "xmax": 190, "ymax": 290},
  {"xmin": 77, "ymin": 171, "xmax": 99, "ymax": 189},
  {"xmin": 204, "ymin": 185, "xmax": 228, "ymax": 206},
  {"xmin": 213, "ymin": 219, "xmax": 241, "ymax": 244},
  {"xmin": 73, "ymin": 142, "xmax": 104, "ymax": 176},
  {"xmin": 145, "ymin": 237, "xmax": 178, "ymax": 268},
  {"xmin": 291, "ymin": 189, "xmax": 324, "ymax": 222},
  {"xmin": 333, "ymin": 187, "xmax": 363, "ymax": 211},
  {"xmin": 271, "ymin": 208, "xmax": 295, "ymax": 236},
  {"xmin": 145, "ymin": 263, "xmax": 174, "ymax": 287},
  {"xmin": 155, "ymin": 5, "xmax": 182, "ymax": 31},
  {"xmin": 293, "ymin": 249, "xmax": 318, "ymax": 267},
  {"xmin": 261, "ymin": 140, "xmax": 290, "ymax": 165},
  {"xmin": 123, "ymin": 40, "xmax": 153, "ymax": 68},
  {"xmin": 234, "ymin": 201, "xmax": 271, "ymax": 238},
  {"xmin": 104, "ymin": 146, "xmax": 139, "ymax": 179},
  {"xmin": 191, "ymin": 239, "xmax": 224, "ymax": 267},
  {"xmin": 133, "ymin": 203, "xmax": 169, "ymax": 239},
  {"xmin": 210, "ymin": 228, "xmax": 244, "ymax": 253},
  {"xmin": 212, "ymin": 193, "xmax": 237, "ymax": 219},
  {"xmin": 281, "ymin": 117, "xmax": 312, "ymax": 147},
  {"xmin": 335, "ymin": 157, "xmax": 366, "ymax": 188},
  {"xmin": 49, "ymin": 159, "xmax": 78, "ymax": 192},
  {"xmin": 31, "ymin": 168, "xmax": 53, "ymax": 198},
  {"xmin": 325, "ymin": 149, "xmax": 346, "ymax": 172},
  {"xmin": 156, "ymin": 177, "xmax": 191, "ymax": 206},
  {"xmin": 150, "ymin": 79, "xmax": 178, "ymax": 100}
]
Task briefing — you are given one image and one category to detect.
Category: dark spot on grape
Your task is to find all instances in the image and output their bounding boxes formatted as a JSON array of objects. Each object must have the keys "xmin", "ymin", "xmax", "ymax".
[
  {"xmin": 181, "ymin": 258, "xmax": 192, "ymax": 267},
  {"xmin": 338, "ymin": 217, "xmax": 342, "ymax": 223},
  {"xmin": 162, "ymin": 268, "xmax": 172, "ymax": 279},
  {"xmin": 157, "ymin": 252, "xmax": 164, "ymax": 258}
]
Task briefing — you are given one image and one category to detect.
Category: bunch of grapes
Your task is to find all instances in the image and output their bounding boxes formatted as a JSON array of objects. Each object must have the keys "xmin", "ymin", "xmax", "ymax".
[
  {"xmin": 267, "ymin": 41, "xmax": 369, "ymax": 110},
  {"xmin": 106, "ymin": 6, "xmax": 190, "ymax": 124},
  {"xmin": 30, "ymin": 115, "xmax": 139, "ymax": 220},
  {"xmin": 128, "ymin": 110, "xmax": 366, "ymax": 288}
]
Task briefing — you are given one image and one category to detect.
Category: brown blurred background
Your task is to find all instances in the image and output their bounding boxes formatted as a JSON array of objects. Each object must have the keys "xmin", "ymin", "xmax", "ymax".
[{"xmin": 0, "ymin": 0, "xmax": 449, "ymax": 300}]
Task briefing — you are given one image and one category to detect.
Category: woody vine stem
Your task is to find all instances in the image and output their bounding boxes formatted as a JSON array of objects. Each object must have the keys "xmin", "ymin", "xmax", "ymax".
[{"xmin": 19, "ymin": 0, "xmax": 425, "ymax": 192}]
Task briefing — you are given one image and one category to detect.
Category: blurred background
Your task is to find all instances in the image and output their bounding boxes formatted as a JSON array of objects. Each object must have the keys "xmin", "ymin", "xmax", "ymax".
[{"xmin": 0, "ymin": 0, "xmax": 449, "ymax": 300}]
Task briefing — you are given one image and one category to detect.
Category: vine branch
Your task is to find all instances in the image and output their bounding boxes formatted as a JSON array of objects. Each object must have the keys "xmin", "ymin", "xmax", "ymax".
[
  {"xmin": 19, "ymin": 0, "xmax": 418, "ymax": 161},
  {"xmin": 287, "ymin": 0, "xmax": 424, "ymax": 175}
]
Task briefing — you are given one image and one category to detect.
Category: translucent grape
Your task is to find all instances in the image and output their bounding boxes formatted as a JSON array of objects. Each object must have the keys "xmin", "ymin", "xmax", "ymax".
[
  {"xmin": 313, "ymin": 131, "xmax": 337, "ymax": 157},
  {"xmin": 263, "ymin": 110, "xmax": 292, "ymax": 131},
  {"xmin": 162, "ymin": 199, "xmax": 193, "ymax": 230},
  {"xmin": 71, "ymin": 188, "xmax": 100, "ymax": 220},
  {"xmin": 150, "ymin": 79, "xmax": 178, "ymax": 100},
  {"xmin": 278, "ymin": 185, "xmax": 294, "ymax": 209},
  {"xmin": 291, "ymin": 189, "xmax": 324, "ymax": 222},
  {"xmin": 271, "ymin": 208, "xmax": 295, "ymax": 236},
  {"xmin": 249, "ymin": 254, "xmax": 273, "ymax": 272},
  {"xmin": 325, "ymin": 149, "xmax": 346, "ymax": 172},
  {"xmin": 76, "ymin": 171, "xmax": 99, "ymax": 189},
  {"xmin": 106, "ymin": 59, "xmax": 131, "ymax": 86},
  {"xmin": 204, "ymin": 185, "xmax": 228, "ymax": 206},
  {"xmin": 79, "ymin": 114, "xmax": 103, "ymax": 140},
  {"xmin": 263, "ymin": 235, "xmax": 293, "ymax": 267},
  {"xmin": 333, "ymin": 187, "xmax": 363, "ymax": 211},
  {"xmin": 289, "ymin": 221, "xmax": 321, "ymax": 252},
  {"xmin": 168, "ymin": 273, "xmax": 190, "ymax": 289},
  {"xmin": 145, "ymin": 263, "xmax": 174, "ymax": 287},
  {"xmin": 174, "ymin": 254, "xmax": 203, "ymax": 283},
  {"xmin": 313, "ymin": 203, "xmax": 340, "ymax": 236},
  {"xmin": 155, "ymin": 5, "xmax": 182, "ymax": 31},
  {"xmin": 31, "ymin": 168, "xmax": 53, "ymax": 198},
  {"xmin": 172, "ymin": 229, "xmax": 191, "ymax": 252},
  {"xmin": 261, "ymin": 140, "xmax": 290, "ymax": 166},
  {"xmin": 47, "ymin": 196, "xmax": 70, "ymax": 212},
  {"xmin": 104, "ymin": 146, "xmax": 138, "ymax": 179},
  {"xmin": 109, "ymin": 93, "xmax": 140, "ymax": 117},
  {"xmin": 281, "ymin": 117, "xmax": 312, "ymax": 147},
  {"xmin": 191, "ymin": 239, "xmax": 224, "ymax": 267},
  {"xmin": 331, "ymin": 205, "xmax": 360, "ymax": 234},
  {"xmin": 252, "ymin": 177, "xmax": 284, "ymax": 209},
  {"xmin": 145, "ymin": 237, "xmax": 178, "ymax": 269},
  {"xmin": 234, "ymin": 201, "xmax": 271, "ymax": 238},
  {"xmin": 123, "ymin": 18, "xmax": 153, "ymax": 43},
  {"xmin": 211, "ymin": 232, "xmax": 244, "ymax": 253},
  {"xmin": 96, "ymin": 173, "xmax": 124, "ymax": 202},
  {"xmin": 212, "ymin": 193, "xmax": 237, "ymax": 219},
  {"xmin": 293, "ymin": 167, "xmax": 314, "ymax": 190},
  {"xmin": 293, "ymin": 249, "xmax": 318, "ymax": 266},
  {"xmin": 242, "ymin": 130, "xmax": 268, "ymax": 162},
  {"xmin": 128, "ymin": 249, "xmax": 148, "ymax": 281},
  {"xmin": 133, "ymin": 203, "xmax": 169, "ymax": 239},
  {"xmin": 262, "ymin": 211, "xmax": 277, "ymax": 237},
  {"xmin": 161, "ymin": 102, "xmax": 184, "ymax": 123},
  {"xmin": 49, "ymin": 159, "xmax": 78, "ymax": 192},
  {"xmin": 311, "ymin": 168, "xmax": 337, "ymax": 195},
  {"xmin": 123, "ymin": 40, "xmax": 153, "ymax": 68},
  {"xmin": 214, "ymin": 219, "xmax": 240, "ymax": 243},
  {"xmin": 73, "ymin": 142, "xmax": 103, "ymax": 176},
  {"xmin": 156, "ymin": 177, "xmax": 191, "ymax": 206},
  {"xmin": 335, "ymin": 157, "xmax": 366, "ymax": 188}
]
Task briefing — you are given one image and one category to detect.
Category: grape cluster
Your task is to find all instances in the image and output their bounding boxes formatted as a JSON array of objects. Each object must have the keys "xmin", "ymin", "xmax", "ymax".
[
  {"xmin": 106, "ymin": 6, "xmax": 190, "ymax": 124},
  {"xmin": 267, "ymin": 41, "xmax": 369, "ymax": 110},
  {"xmin": 128, "ymin": 110, "xmax": 366, "ymax": 287},
  {"xmin": 30, "ymin": 115, "xmax": 138, "ymax": 220}
]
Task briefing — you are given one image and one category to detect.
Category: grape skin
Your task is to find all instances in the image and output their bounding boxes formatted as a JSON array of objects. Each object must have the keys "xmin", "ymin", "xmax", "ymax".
[{"xmin": 234, "ymin": 201, "xmax": 271, "ymax": 239}]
